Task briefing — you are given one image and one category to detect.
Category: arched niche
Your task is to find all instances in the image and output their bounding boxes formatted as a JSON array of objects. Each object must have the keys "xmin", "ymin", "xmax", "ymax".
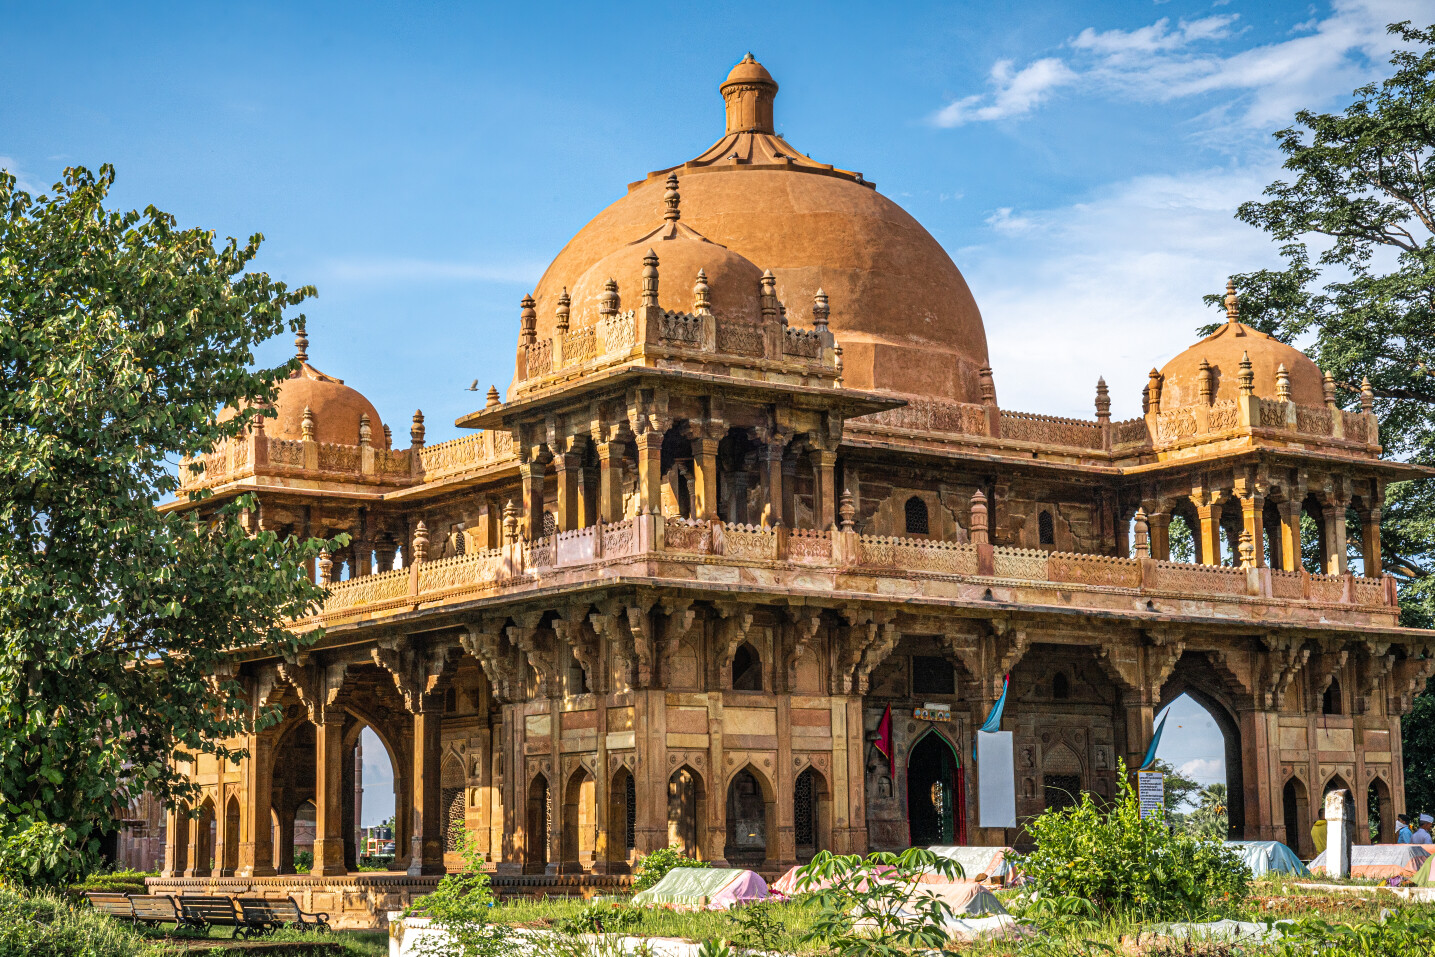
[
  {"xmin": 667, "ymin": 765, "xmax": 706, "ymax": 860},
  {"xmin": 524, "ymin": 774, "xmax": 550, "ymax": 874},
  {"xmin": 794, "ymin": 764, "xmax": 832, "ymax": 862},
  {"xmin": 907, "ymin": 730, "xmax": 965, "ymax": 846},
  {"xmin": 725, "ymin": 765, "xmax": 777, "ymax": 867},
  {"xmin": 608, "ymin": 765, "xmax": 637, "ymax": 869},
  {"xmin": 560, "ymin": 765, "xmax": 596, "ymax": 872}
]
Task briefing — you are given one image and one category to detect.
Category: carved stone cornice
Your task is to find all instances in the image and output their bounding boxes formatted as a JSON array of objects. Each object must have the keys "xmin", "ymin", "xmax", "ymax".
[
  {"xmin": 371, "ymin": 633, "xmax": 458, "ymax": 714},
  {"xmin": 460, "ymin": 620, "xmax": 522, "ymax": 704},
  {"xmin": 1259, "ymin": 635, "xmax": 1311, "ymax": 710}
]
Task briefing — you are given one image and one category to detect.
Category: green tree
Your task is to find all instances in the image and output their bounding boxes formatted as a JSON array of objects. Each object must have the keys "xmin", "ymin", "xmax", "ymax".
[
  {"xmin": 1181, "ymin": 783, "xmax": 1231, "ymax": 843},
  {"xmin": 0, "ymin": 165, "xmax": 331, "ymax": 884},
  {"xmin": 1148, "ymin": 758, "xmax": 1200, "ymax": 812},
  {"xmin": 1207, "ymin": 21, "xmax": 1435, "ymax": 821}
]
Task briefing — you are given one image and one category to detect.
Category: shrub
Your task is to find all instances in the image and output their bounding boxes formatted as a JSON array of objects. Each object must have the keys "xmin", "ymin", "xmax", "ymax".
[
  {"xmin": 795, "ymin": 848, "xmax": 962, "ymax": 957},
  {"xmin": 630, "ymin": 845, "xmax": 708, "ymax": 892},
  {"xmin": 406, "ymin": 833, "xmax": 511, "ymax": 957},
  {"xmin": 0, "ymin": 884, "xmax": 152, "ymax": 957},
  {"xmin": 554, "ymin": 900, "xmax": 645, "ymax": 935},
  {"xmin": 293, "ymin": 850, "xmax": 314, "ymax": 873},
  {"xmin": 0, "ymin": 821, "xmax": 85, "ymax": 889},
  {"xmin": 1021, "ymin": 761, "xmax": 1249, "ymax": 919}
]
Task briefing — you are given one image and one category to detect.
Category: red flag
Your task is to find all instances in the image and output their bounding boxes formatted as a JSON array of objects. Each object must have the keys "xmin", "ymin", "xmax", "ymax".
[{"xmin": 875, "ymin": 704, "xmax": 894, "ymax": 776}]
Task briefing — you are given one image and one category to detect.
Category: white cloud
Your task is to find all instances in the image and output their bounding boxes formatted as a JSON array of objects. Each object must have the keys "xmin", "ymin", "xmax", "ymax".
[
  {"xmin": 963, "ymin": 162, "xmax": 1286, "ymax": 420},
  {"xmin": 315, "ymin": 256, "xmax": 541, "ymax": 286},
  {"xmin": 931, "ymin": 58, "xmax": 1077, "ymax": 126},
  {"xmin": 0, "ymin": 156, "xmax": 43, "ymax": 194},
  {"xmin": 1178, "ymin": 758, "xmax": 1226, "ymax": 784},
  {"xmin": 931, "ymin": 0, "xmax": 1426, "ymax": 130}
]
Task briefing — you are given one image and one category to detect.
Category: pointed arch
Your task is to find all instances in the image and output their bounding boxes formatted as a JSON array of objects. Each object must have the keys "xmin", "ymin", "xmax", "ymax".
[
  {"xmin": 1283, "ymin": 774, "xmax": 1311, "ymax": 856},
  {"xmin": 732, "ymin": 642, "xmax": 762, "ymax": 691},
  {"xmin": 1159, "ymin": 659, "xmax": 1246, "ymax": 839},
  {"xmin": 667, "ymin": 764, "xmax": 706, "ymax": 860},
  {"xmin": 1368, "ymin": 773, "xmax": 1394, "ymax": 844},
  {"xmin": 560, "ymin": 765, "xmax": 596, "ymax": 872},
  {"xmin": 222, "ymin": 794, "xmax": 240, "ymax": 876},
  {"xmin": 608, "ymin": 765, "xmax": 637, "ymax": 867},
  {"xmin": 192, "ymin": 797, "xmax": 217, "ymax": 877},
  {"xmin": 725, "ymin": 763, "xmax": 777, "ymax": 866},
  {"xmin": 907, "ymin": 729, "xmax": 965, "ymax": 846},
  {"xmin": 441, "ymin": 752, "xmax": 467, "ymax": 857},
  {"xmin": 793, "ymin": 764, "xmax": 832, "ymax": 861},
  {"xmin": 524, "ymin": 773, "xmax": 550, "ymax": 873},
  {"xmin": 904, "ymin": 496, "xmax": 929, "ymax": 536}
]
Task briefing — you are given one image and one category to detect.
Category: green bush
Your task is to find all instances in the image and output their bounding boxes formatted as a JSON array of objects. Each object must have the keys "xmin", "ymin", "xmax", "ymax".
[
  {"xmin": 0, "ymin": 884, "xmax": 153, "ymax": 957},
  {"xmin": 405, "ymin": 833, "xmax": 512, "ymax": 957},
  {"xmin": 554, "ymin": 900, "xmax": 645, "ymax": 935},
  {"xmin": 630, "ymin": 845, "xmax": 708, "ymax": 892},
  {"xmin": 69, "ymin": 869, "xmax": 154, "ymax": 894},
  {"xmin": 1021, "ymin": 761, "xmax": 1250, "ymax": 920},
  {"xmin": 293, "ymin": 850, "xmax": 314, "ymax": 873},
  {"xmin": 0, "ymin": 821, "xmax": 86, "ymax": 889},
  {"xmin": 795, "ymin": 848, "xmax": 962, "ymax": 957}
]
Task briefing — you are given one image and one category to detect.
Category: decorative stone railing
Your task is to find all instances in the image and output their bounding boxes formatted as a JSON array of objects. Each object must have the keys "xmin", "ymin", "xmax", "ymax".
[
  {"xmin": 303, "ymin": 516, "xmax": 1398, "ymax": 626},
  {"xmin": 998, "ymin": 411, "xmax": 1103, "ymax": 450},
  {"xmin": 177, "ymin": 426, "xmax": 514, "ymax": 494}
]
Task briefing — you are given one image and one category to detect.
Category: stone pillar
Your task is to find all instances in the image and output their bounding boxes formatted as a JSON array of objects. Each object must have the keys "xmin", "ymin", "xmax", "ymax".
[
  {"xmin": 812, "ymin": 449, "xmax": 838, "ymax": 531},
  {"xmin": 237, "ymin": 733, "xmax": 276, "ymax": 877},
  {"xmin": 761, "ymin": 437, "xmax": 786, "ymax": 527},
  {"xmin": 162, "ymin": 807, "xmax": 186, "ymax": 878},
  {"xmin": 1240, "ymin": 495, "xmax": 1266, "ymax": 568},
  {"xmin": 580, "ymin": 466, "xmax": 599, "ymax": 529},
  {"xmin": 1323, "ymin": 498, "xmax": 1349, "ymax": 575},
  {"xmin": 635, "ymin": 432, "xmax": 663, "ymax": 516},
  {"xmin": 1278, "ymin": 501, "xmax": 1303, "ymax": 572},
  {"xmin": 1360, "ymin": 507, "xmax": 1382, "ymax": 577},
  {"xmin": 692, "ymin": 437, "xmax": 720, "ymax": 522},
  {"xmin": 597, "ymin": 442, "xmax": 625, "ymax": 522},
  {"xmin": 409, "ymin": 708, "xmax": 445, "ymax": 875},
  {"xmin": 353, "ymin": 539, "xmax": 372, "ymax": 578},
  {"xmin": 729, "ymin": 472, "xmax": 749, "ymax": 525},
  {"xmin": 520, "ymin": 459, "xmax": 547, "ymax": 540},
  {"xmin": 781, "ymin": 457, "xmax": 798, "ymax": 532},
  {"xmin": 275, "ymin": 799, "xmax": 296, "ymax": 874},
  {"xmin": 341, "ymin": 739, "xmax": 358, "ymax": 872},
  {"xmin": 1149, "ymin": 512, "xmax": 1171, "ymax": 562},
  {"xmin": 1196, "ymin": 502, "xmax": 1223, "ymax": 565},
  {"xmin": 312, "ymin": 716, "xmax": 347, "ymax": 876},
  {"xmin": 553, "ymin": 452, "xmax": 580, "ymax": 532},
  {"xmin": 375, "ymin": 538, "xmax": 397, "ymax": 573},
  {"xmin": 1326, "ymin": 789, "xmax": 1353, "ymax": 878}
]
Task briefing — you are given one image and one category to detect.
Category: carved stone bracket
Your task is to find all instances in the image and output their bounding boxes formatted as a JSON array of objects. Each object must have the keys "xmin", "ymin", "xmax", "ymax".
[
  {"xmin": 506, "ymin": 612, "xmax": 556, "ymax": 698},
  {"xmin": 553, "ymin": 604, "xmax": 601, "ymax": 693},
  {"xmin": 1389, "ymin": 646, "xmax": 1435, "ymax": 715},
  {"xmin": 1356, "ymin": 642, "xmax": 1395, "ymax": 714},
  {"xmin": 460, "ymin": 620, "xmax": 522, "ymax": 703},
  {"xmin": 371, "ymin": 633, "xmax": 458, "ymax": 714},
  {"xmin": 783, "ymin": 607, "xmax": 824, "ymax": 688},
  {"xmin": 1260, "ymin": 635, "xmax": 1311, "ymax": 710},
  {"xmin": 277, "ymin": 656, "xmax": 347, "ymax": 724},
  {"xmin": 625, "ymin": 596, "xmax": 658, "ymax": 688},
  {"xmin": 1304, "ymin": 644, "xmax": 1350, "ymax": 711}
]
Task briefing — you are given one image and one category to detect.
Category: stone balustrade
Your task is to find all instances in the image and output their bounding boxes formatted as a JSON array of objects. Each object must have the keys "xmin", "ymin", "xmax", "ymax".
[{"xmin": 301, "ymin": 516, "xmax": 1398, "ymax": 629}]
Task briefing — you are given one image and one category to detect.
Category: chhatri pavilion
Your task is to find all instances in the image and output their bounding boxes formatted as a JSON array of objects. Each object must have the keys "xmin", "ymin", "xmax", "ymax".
[{"xmin": 152, "ymin": 55, "xmax": 1434, "ymax": 926}]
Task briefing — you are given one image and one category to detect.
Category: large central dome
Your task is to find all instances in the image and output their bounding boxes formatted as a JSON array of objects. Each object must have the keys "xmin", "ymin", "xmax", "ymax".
[{"xmin": 529, "ymin": 55, "xmax": 991, "ymax": 403}]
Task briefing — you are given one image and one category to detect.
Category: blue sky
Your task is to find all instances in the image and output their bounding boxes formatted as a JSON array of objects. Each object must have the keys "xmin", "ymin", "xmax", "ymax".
[{"xmin": 7, "ymin": 0, "xmax": 1429, "ymax": 824}]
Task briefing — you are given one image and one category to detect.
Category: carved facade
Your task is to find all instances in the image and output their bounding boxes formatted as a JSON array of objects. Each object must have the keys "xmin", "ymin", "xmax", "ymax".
[{"xmin": 153, "ymin": 55, "xmax": 1432, "ymax": 925}]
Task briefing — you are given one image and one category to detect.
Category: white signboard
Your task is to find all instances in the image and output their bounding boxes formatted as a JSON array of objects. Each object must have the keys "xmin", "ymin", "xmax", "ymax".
[
  {"xmin": 976, "ymin": 730, "xmax": 1016, "ymax": 828},
  {"xmin": 1138, "ymin": 771, "xmax": 1165, "ymax": 820}
]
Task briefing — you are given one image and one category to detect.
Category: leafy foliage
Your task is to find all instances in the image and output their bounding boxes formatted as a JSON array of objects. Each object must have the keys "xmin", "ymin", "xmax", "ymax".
[
  {"xmin": 1403, "ymin": 689, "xmax": 1435, "ymax": 819},
  {"xmin": 405, "ymin": 834, "xmax": 511, "ymax": 957},
  {"xmin": 793, "ymin": 847, "xmax": 962, "ymax": 957},
  {"xmin": 1270, "ymin": 909, "xmax": 1435, "ymax": 957},
  {"xmin": 554, "ymin": 901, "xmax": 644, "ymax": 935},
  {"xmin": 726, "ymin": 899, "xmax": 787, "ymax": 951},
  {"xmin": 1022, "ymin": 763, "xmax": 1249, "ymax": 919},
  {"xmin": 0, "ymin": 883, "xmax": 152, "ymax": 957},
  {"xmin": 630, "ymin": 845, "xmax": 709, "ymax": 892},
  {"xmin": 0, "ymin": 165, "xmax": 332, "ymax": 883}
]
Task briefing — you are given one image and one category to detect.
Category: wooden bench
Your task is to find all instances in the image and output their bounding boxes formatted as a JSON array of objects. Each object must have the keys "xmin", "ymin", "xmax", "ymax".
[
  {"xmin": 177, "ymin": 895, "xmax": 268, "ymax": 938},
  {"xmin": 128, "ymin": 894, "xmax": 194, "ymax": 929},
  {"xmin": 84, "ymin": 892, "xmax": 135, "ymax": 923},
  {"xmin": 236, "ymin": 895, "xmax": 330, "ymax": 932}
]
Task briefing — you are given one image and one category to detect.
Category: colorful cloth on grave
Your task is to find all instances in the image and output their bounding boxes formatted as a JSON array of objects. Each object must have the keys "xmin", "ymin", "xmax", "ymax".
[
  {"xmin": 925, "ymin": 846, "xmax": 1020, "ymax": 882},
  {"xmin": 1310, "ymin": 844, "xmax": 1429, "ymax": 879},
  {"xmin": 631, "ymin": 867, "xmax": 768, "ymax": 910},
  {"xmin": 1224, "ymin": 841, "xmax": 1310, "ymax": 878}
]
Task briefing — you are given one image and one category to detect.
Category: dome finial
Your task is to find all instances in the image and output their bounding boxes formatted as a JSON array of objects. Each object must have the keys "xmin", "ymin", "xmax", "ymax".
[
  {"xmin": 664, "ymin": 173, "xmax": 681, "ymax": 222},
  {"xmin": 295, "ymin": 319, "xmax": 309, "ymax": 363},
  {"xmin": 721, "ymin": 53, "xmax": 778, "ymax": 135},
  {"xmin": 1224, "ymin": 279, "xmax": 1239, "ymax": 323}
]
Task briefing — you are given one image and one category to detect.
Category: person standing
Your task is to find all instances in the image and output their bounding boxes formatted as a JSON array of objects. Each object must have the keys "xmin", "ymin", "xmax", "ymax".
[
  {"xmin": 1413, "ymin": 814, "xmax": 1434, "ymax": 844},
  {"xmin": 1396, "ymin": 813, "xmax": 1413, "ymax": 844},
  {"xmin": 1311, "ymin": 807, "xmax": 1328, "ymax": 855}
]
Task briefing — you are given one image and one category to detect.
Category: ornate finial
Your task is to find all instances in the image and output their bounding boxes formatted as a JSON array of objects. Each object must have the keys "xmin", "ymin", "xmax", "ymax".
[
  {"xmin": 412, "ymin": 521, "xmax": 429, "ymax": 565},
  {"xmin": 555, "ymin": 287, "xmax": 571, "ymax": 333},
  {"xmin": 519, "ymin": 293, "xmax": 537, "ymax": 345},
  {"xmin": 410, "ymin": 409, "xmax": 426, "ymax": 447},
  {"xmin": 693, "ymin": 269, "xmax": 711, "ymax": 315},
  {"xmin": 663, "ymin": 173, "xmax": 681, "ymax": 222},
  {"xmin": 839, "ymin": 488, "xmax": 855, "ymax": 531},
  {"xmin": 502, "ymin": 499, "xmax": 519, "ymax": 543},
  {"xmin": 486, "ymin": 385, "xmax": 501, "ymax": 408},
  {"xmin": 812, "ymin": 288, "xmax": 830, "ymax": 333},
  {"xmin": 1133, "ymin": 508, "xmax": 1150, "ymax": 559},
  {"xmin": 1147, "ymin": 368, "xmax": 1163, "ymax": 413},
  {"xmin": 834, "ymin": 343, "xmax": 843, "ymax": 381},
  {"xmin": 294, "ymin": 320, "xmax": 309, "ymax": 363},
  {"xmin": 759, "ymin": 270, "xmax": 778, "ymax": 324},
  {"xmin": 359, "ymin": 412, "xmax": 372, "ymax": 448},
  {"xmin": 1224, "ymin": 279, "xmax": 1239, "ymax": 323},
  {"xmin": 1238, "ymin": 529, "xmax": 1255, "ymax": 568},
  {"xmin": 1095, "ymin": 377, "xmax": 1111, "ymax": 422},
  {"xmin": 721, "ymin": 52, "xmax": 778, "ymax": 135},
  {"xmin": 1323, "ymin": 369, "xmax": 1337, "ymax": 407},
  {"xmin": 1198, "ymin": 358, "xmax": 1213, "ymax": 404},
  {"xmin": 599, "ymin": 278, "xmax": 620, "ymax": 317},
  {"xmin": 979, "ymin": 366, "xmax": 996, "ymax": 405},
  {"xmin": 1276, "ymin": 364, "xmax": 1291, "ymax": 402},
  {"xmin": 641, "ymin": 249, "xmax": 659, "ymax": 307},
  {"xmin": 1238, "ymin": 351, "xmax": 1255, "ymax": 395},
  {"xmin": 317, "ymin": 549, "xmax": 333, "ymax": 586},
  {"xmin": 970, "ymin": 489, "xmax": 989, "ymax": 546},
  {"xmin": 301, "ymin": 405, "xmax": 315, "ymax": 442},
  {"xmin": 382, "ymin": 424, "xmax": 392, "ymax": 450},
  {"xmin": 1361, "ymin": 376, "xmax": 1374, "ymax": 414}
]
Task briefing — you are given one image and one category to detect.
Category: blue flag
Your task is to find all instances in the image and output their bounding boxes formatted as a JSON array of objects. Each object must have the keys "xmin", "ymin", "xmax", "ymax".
[
  {"xmin": 1140, "ymin": 709, "xmax": 1169, "ymax": 771},
  {"xmin": 975, "ymin": 674, "xmax": 1010, "ymax": 760}
]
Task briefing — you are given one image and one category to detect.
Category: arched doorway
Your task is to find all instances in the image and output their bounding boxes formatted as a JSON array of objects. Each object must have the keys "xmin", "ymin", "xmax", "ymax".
[
  {"xmin": 725, "ymin": 766, "xmax": 775, "ymax": 866},
  {"xmin": 667, "ymin": 765, "xmax": 706, "ymax": 859},
  {"xmin": 794, "ymin": 766, "xmax": 831, "ymax": 862},
  {"xmin": 1283, "ymin": 776, "xmax": 1310, "ymax": 856},
  {"xmin": 1157, "ymin": 672, "xmax": 1245, "ymax": 839},
  {"xmin": 192, "ymin": 799, "xmax": 216, "ymax": 877},
  {"xmin": 561, "ymin": 767, "xmax": 596, "ymax": 872},
  {"xmin": 1368, "ymin": 776, "xmax": 1393, "ymax": 844},
  {"xmin": 441, "ymin": 753, "xmax": 467, "ymax": 863},
  {"xmin": 525, "ymin": 775, "xmax": 550, "ymax": 874},
  {"xmin": 222, "ymin": 795, "xmax": 240, "ymax": 876},
  {"xmin": 608, "ymin": 767, "xmax": 636, "ymax": 868},
  {"xmin": 907, "ymin": 731, "xmax": 964, "ymax": 847}
]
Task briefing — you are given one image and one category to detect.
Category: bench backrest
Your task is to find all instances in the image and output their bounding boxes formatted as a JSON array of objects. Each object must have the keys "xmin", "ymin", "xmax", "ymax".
[
  {"xmin": 236, "ymin": 896, "xmax": 294, "ymax": 923},
  {"xmin": 178, "ymin": 895, "xmax": 240, "ymax": 925},
  {"xmin": 84, "ymin": 892, "xmax": 133, "ymax": 917},
  {"xmin": 128, "ymin": 895, "xmax": 179, "ymax": 921}
]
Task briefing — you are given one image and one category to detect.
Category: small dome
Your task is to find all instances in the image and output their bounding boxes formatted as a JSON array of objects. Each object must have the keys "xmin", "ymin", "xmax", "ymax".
[
  {"xmin": 723, "ymin": 52, "xmax": 777, "ymax": 92},
  {"xmin": 568, "ymin": 235, "xmax": 764, "ymax": 327},
  {"xmin": 1159, "ymin": 284, "xmax": 1324, "ymax": 407},
  {"xmin": 267, "ymin": 362, "xmax": 385, "ymax": 445}
]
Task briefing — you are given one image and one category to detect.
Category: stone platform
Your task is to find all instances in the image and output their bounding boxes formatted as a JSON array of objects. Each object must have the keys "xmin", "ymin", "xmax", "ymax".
[{"xmin": 147, "ymin": 872, "xmax": 631, "ymax": 930}]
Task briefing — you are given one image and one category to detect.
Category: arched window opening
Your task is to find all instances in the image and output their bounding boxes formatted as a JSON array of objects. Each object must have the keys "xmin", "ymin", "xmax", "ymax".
[
  {"xmin": 1038, "ymin": 510, "xmax": 1055, "ymax": 546},
  {"xmin": 222, "ymin": 795, "xmax": 240, "ymax": 876},
  {"xmin": 725, "ymin": 768, "xmax": 772, "ymax": 866},
  {"xmin": 441, "ymin": 755, "xmax": 466, "ymax": 855},
  {"xmin": 1369, "ymin": 777, "xmax": 1393, "ymax": 843},
  {"xmin": 732, "ymin": 643, "xmax": 762, "ymax": 691},
  {"xmin": 904, "ymin": 496, "xmax": 929, "ymax": 536},
  {"xmin": 561, "ymin": 768, "xmax": 596, "ymax": 871},
  {"xmin": 1283, "ymin": 777, "xmax": 1310, "ymax": 856},
  {"xmin": 1052, "ymin": 672, "xmax": 1070, "ymax": 699},
  {"xmin": 625, "ymin": 774, "xmax": 637, "ymax": 852},
  {"xmin": 667, "ymin": 766, "xmax": 705, "ymax": 860},
  {"xmin": 525, "ymin": 775, "xmax": 549, "ymax": 872},
  {"xmin": 794, "ymin": 769, "xmax": 816, "ymax": 852},
  {"xmin": 907, "ymin": 732, "xmax": 964, "ymax": 846},
  {"xmin": 567, "ymin": 647, "xmax": 590, "ymax": 695},
  {"xmin": 1322, "ymin": 680, "xmax": 1342, "ymax": 715}
]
